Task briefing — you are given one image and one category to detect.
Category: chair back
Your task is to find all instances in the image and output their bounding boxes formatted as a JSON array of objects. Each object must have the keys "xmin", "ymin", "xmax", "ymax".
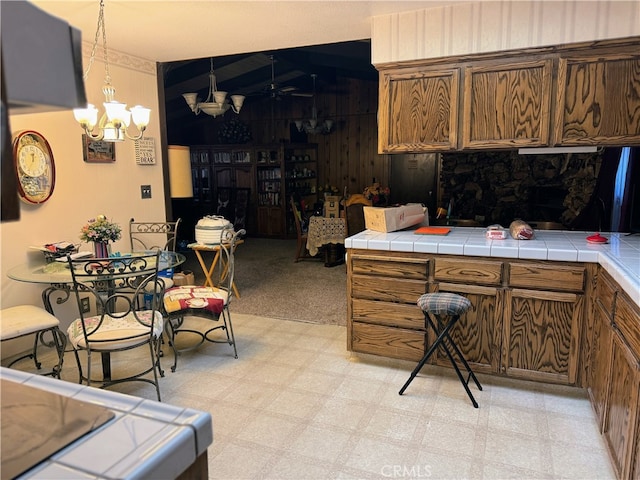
[
  {"xmin": 211, "ymin": 228, "xmax": 245, "ymax": 304},
  {"xmin": 129, "ymin": 218, "xmax": 182, "ymax": 252},
  {"xmin": 290, "ymin": 196, "xmax": 306, "ymax": 236},
  {"xmin": 67, "ymin": 251, "xmax": 164, "ymax": 346},
  {"xmin": 344, "ymin": 194, "xmax": 371, "ymax": 236}
]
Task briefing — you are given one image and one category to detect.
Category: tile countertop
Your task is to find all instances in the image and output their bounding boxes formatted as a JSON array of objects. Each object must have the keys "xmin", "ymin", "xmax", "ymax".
[
  {"xmin": 0, "ymin": 367, "xmax": 213, "ymax": 479},
  {"xmin": 345, "ymin": 228, "xmax": 640, "ymax": 308}
]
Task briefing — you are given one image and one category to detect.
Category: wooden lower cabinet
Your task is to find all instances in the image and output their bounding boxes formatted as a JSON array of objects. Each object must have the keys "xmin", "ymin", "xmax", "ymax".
[
  {"xmin": 435, "ymin": 282, "xmax": 503, "ymax": 375},
  {"xmin": 348, "ymin": 251, "xmax": 429, "ymax": 361},
  {"xmin": 603, "ymin": 332, "xmax": 639, "ymax": 480},
  {"xmin": 588, "ymin": 301, "xmax": 613, "ymax": 429},
  {"xmin": 348, "ymin": 251, "xmax": 583, "ymax": 384},
  {"xmin": 503, "ymin": 288, "xmax": 582, "ymax": 384},
  {"xmin": 347, "ymin": 249, "xmax": 640, "ymax": 479}
]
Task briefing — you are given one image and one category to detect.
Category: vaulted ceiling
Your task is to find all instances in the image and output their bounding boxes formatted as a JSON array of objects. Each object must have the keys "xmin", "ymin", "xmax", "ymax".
[{"xmin": 162, "ymin": 40, "xmax": 377, "ymax": 126}]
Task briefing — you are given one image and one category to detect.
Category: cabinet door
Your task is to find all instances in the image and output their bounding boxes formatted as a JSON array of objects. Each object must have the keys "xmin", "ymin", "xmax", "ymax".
[
  {"xmin": 503, "ymin": 288, "xmax": 582, "ymax": 384},
  {"xmin": 378, "ymin": 67, "xmax": 459, "ymax": 153},
  {"xmin": 435, "ymin": 283, "xmax": 503, "ymax": 375},
  {"xmin": 462, "ymin": 59, "xmax": 553, "ymax": 149},
  {"xmin": 588, "ymin": 302, "xmax": 613, "ymax": 430},
  {"xmin": 603, "ymin": 333, "xmax": 639, "ymax": 480},
  {"xmin": 257, "ymin": 206, "xmax": 284, "ymax": 237},
  {"xmin": 555, "ymin": 53, "xmax": 640, "ymax": 145}
]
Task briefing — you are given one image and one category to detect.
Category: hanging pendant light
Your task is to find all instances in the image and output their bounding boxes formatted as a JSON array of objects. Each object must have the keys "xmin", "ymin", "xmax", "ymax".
[
  {"xmin": 73, "ymin": 0, "xmax": 151, "ymax": 142},
  {"xmin": 182, "ymin": 58, "xmax": 245, "ymax": 118},
  {"xmin": 295, "ymin": 74, "xmax": 333, "ymax": 135}
]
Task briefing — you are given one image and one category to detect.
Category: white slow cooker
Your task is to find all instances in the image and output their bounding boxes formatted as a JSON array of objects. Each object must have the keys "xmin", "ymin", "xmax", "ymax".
[{"xmin": 195, "ymin": 216, "xmax": 233, "ymax": 244}]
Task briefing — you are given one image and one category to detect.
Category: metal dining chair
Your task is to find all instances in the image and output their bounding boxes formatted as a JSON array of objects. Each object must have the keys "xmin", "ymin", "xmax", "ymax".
[
  {"xmin": 66, "ymin": 251, "xmax": 166, "ymax": 401},
  {"xmin": 163, "ymin": 228, "xmax": 245, "ymax": 372}
]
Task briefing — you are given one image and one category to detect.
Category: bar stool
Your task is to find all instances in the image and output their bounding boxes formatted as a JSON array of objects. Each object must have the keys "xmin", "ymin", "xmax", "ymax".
[
  {"xmin": 399, "ymin": 292, "xmax": 483, "ymax": 408},
  {"xmin": 0, "ymin": 305, "xmax": 66, "ymax": 378}
]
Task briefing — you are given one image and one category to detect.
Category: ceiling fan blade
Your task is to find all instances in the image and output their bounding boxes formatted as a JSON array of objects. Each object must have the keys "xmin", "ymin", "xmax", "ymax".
[{"xmin": 290, "ymin": 92, "xmax": 313, "ymax": 97}]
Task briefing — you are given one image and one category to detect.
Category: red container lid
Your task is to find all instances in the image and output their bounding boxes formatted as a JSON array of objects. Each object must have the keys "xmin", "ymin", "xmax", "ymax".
[{"xmin": 586, "ymin": 233, "xmax": 609, "ymax": 244}]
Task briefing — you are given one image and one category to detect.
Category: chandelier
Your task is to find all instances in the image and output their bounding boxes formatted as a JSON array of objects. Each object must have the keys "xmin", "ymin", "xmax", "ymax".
[
  {"xmin": 73, "ymin": 0, "xmax": 151, "ymax": 142},
  {"xmin": 295, "ymin": 74, "xmax": 334, "ymax": 135},
  {"xmin": 182, "ymin": 59, "xmax": 245, "ymax": 118}
]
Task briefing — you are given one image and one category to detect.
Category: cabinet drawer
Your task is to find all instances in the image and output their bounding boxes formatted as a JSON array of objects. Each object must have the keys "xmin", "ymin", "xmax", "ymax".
[
  {"xmin": 596, "ymin": 271, "xmax": 617, "ymax": 316},
  {"xmin": 615, "ymin": 297, "xmax": 640, "ymax": 359},
  {"xmin": 352, "ymin": 298, "xmax": 425, "ymax": 330},
  {"xmin": 434, "ymin": 258, "xmax": 502, "ymax": 285},
  {"xmin": 351, "ymin": 322, "xmax": 426, "ymax": 362},
  {"xmin": 352, "ymin": 256, "xmax": 428, "ymax": 280},
  {"xmin": 509, "ymin": 262, "xmax": 585, "ymax": 292},
  {"xmin": 352, "ymin": 275, "xmax": 426, "ymax": 303}
]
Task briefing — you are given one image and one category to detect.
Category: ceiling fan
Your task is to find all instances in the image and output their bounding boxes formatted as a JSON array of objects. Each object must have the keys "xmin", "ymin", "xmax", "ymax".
[{"xmin": 262, "ymin": 55, "xmax": 313, "ymax": 99}]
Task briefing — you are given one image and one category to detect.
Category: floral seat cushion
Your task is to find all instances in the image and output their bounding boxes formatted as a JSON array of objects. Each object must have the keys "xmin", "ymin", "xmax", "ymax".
[
  {"xmin": 163, "ymin": 286, "xmax": 228, "ymax": 315},
  {"xmin": 67, "ymin": 310, "xmax": 163, "ymax": 349}
]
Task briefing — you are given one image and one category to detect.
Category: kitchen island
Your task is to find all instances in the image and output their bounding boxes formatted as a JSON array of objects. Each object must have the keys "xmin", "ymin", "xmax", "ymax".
[
  {"xmin": 0, "ymin": 367, "xmax": 212, "ymax": 479},
  {"xmin": 345, "ymin": 227, "xmax": 639, "ymax": 480}
]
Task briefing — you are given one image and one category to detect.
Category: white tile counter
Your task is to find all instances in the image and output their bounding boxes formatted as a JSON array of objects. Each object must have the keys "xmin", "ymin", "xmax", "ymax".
[
  {"xmin": 346, "ymin": 228, "xmax": 640, "ymax": 307},
  {"xmin": 0, "ymin": 367, "xmax": 212, "ymax": 479}
]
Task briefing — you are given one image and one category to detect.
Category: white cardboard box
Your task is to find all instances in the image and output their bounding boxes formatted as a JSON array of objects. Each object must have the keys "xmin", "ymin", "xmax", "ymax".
[{"xmin": 363, "ymin": 204, "xmax": 425, "ymax": 232}]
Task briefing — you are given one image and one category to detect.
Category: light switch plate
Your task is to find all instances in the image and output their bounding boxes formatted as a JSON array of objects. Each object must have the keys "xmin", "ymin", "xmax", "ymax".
[{"xmin": 141, "ymin": 185, "xmax": 152, "ymax": 199}]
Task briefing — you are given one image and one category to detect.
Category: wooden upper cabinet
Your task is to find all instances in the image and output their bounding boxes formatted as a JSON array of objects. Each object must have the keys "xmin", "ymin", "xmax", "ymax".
[
  {"xmin": 555, "ymin": 52, "xmax": 640, "ymax": 145},
  {"xmin": 378, "ymin": 67, "xmax": 459, "ymax": 153},
  {"xmin": 462, "ymin": 59, "xmax": 553, "ymax": 149}
]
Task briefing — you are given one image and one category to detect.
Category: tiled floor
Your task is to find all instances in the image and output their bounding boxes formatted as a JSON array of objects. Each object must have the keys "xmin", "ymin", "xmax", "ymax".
[{"xmin": 17, "ymin": 313, "xmax": 615, "ymax": 480}]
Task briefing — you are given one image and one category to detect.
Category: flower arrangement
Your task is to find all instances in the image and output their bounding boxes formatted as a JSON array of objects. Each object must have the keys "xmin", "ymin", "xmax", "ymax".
[
  {"xmin": 80, "ymin": 215, "xmax": 122, "ymax": 244},
  {"xmin": 363, "ymin": 181, "xmax": 390, "ymax": 206}
]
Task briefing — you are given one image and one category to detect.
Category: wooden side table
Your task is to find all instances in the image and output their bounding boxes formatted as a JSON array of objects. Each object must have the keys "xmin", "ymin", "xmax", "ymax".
[{"xmin": 188, "ymin": 240, "xmax": 244, "ymax": 298}]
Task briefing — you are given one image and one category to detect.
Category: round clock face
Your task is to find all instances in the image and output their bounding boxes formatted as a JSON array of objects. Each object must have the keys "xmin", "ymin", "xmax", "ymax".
[{"xmin": 13, "ymin": 130, "xmax": 56, "ymax": 204}]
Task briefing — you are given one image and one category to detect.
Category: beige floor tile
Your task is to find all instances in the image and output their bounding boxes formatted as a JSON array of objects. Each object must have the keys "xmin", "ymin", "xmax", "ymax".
[
  {"xmin": 550, "ymin": 441, "xmax": 616, "ymax": 479},
  {"xmin": 420, "ymin": 417, "xmax": 481, "ymax": 457},
  {"xmin": 218, "ymin": 378, "xmax": 281, "ymax": 409},
  {"xmin": 312, "ymin": 396, "xmax": 371, "ymax": 430},
  {"xmin": 343, "ymin": 436, "xmax": 415, "ymax": 475},
  {"xmin": 208, "ymin": 441, "xmax": 274, "ymax": 480},
  {"xmin": 481, "ymin": 461, "xmax": 555, "ymax": 479},
  {"xmin": 287, "ymin": 368, "xmax": 344, "ymax": 395},
  {"xmin": 264, "ymin": 388, "xmax": 325, "ymax": 420},
  {"xmin": 262, "ymin": 452, "xmax": 335, "ymax": 480},
  {"xmin": 288, "ymin": 425, "xmax": 353, "ymax": 462},
  {"xmin": 236, "ymin": 411, "xmax": 304, "ymax": 449},
  {"xmin": 546, "ymin": 412, "xmax": 605, "ymax": 449},
  {"xmin": 410, "ymin": 448, "xmax": 475, "ymax": 479},
  {"xmin": 332, "ymin": 375, "xmax": 387, "ymax": 403},
  {"xmin": 484, "ymin": 429, "xmax": 552, "ymax": 474},
  {"xmin": 362, "ymin": 405, "xmax": 422, "ymax": 443},
  {"xmin": 487, "ymin": 403, "xmax": 548, "ymax": 437}
]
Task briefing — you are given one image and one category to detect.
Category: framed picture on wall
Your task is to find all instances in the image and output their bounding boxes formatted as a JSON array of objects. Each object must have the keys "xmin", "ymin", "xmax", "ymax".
[{"xmin": 82, "ymin": 135, "xmax": 116, "ymax": 163}]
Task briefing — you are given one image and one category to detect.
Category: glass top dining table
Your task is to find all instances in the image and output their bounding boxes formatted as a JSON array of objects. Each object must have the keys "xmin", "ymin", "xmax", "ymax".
[{"xmin": 7, "ymin": 251, "xmax": 186, "ymax": 285}]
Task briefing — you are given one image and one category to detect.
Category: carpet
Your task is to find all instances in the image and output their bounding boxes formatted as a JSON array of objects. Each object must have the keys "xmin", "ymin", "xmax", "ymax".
[{"xmin": 179, "ymin": 237, "xmax": 347, "ymax": 325}]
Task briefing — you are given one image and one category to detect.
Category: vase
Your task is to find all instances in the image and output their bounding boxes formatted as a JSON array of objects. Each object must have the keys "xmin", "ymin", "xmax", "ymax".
[{"xmin": 93, "ymin": 242, "xmax": 111, "ymax": 258}]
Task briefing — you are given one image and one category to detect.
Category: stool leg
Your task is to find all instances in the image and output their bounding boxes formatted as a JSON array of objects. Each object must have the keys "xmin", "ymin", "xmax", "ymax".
[
  {"xmin": 441, "ymin": 331, "xmax": 483, "ymax": 392},
  {"xmin": 439, "ymin": 336, "xmax": 479, "ymax": 408},
  {"xmin": 399, "ymin": 314, "xmax": 459, "ymax": 396}
]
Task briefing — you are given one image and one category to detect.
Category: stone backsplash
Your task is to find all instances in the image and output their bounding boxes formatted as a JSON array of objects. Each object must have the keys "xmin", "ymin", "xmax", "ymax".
[{"xmin": 440, "ymin": 150, "xmax": 602, "ymax": 227}]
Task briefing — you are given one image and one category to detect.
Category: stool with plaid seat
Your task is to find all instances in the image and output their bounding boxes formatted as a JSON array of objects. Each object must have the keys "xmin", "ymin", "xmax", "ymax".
[{"xmin": 399, "ymin": 292, "xmax": 483, "ymax": 408}]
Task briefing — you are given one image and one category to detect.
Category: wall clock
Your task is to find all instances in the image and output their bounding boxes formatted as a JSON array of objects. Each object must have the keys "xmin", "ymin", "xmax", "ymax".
[{"xmin": 12, "ymin": 130, "xmax": 56, "ymax": 204}]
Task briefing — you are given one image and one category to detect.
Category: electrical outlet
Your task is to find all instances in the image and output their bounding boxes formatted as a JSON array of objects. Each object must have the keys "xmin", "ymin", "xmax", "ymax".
[
  {"xmin": 80, "ymin": 297, "xmax": 90, "ymax": 313},
  {"xmin": 141, "ymin": 185, "xmax": 152, "ymax": 199}
]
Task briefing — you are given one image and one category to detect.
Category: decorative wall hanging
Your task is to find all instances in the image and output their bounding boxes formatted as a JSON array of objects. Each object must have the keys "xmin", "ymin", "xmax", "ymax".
[
  {"xmin": 82, "ymin": 134, "xmax": 115, "ymax": 163},
  {"xmin": 134, "ymin": 137, "xmax": 156, "ymax": 165}
]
